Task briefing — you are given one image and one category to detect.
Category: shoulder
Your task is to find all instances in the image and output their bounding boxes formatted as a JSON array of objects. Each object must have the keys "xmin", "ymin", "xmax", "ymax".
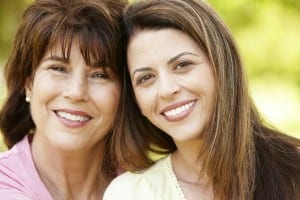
[
  {"xmin": 0, "ymin": 136, "xmax": 36, "ymax": 198},
  {"xmin": 0, "ymin": 143, "xmax": 22, "ymax": 176},
  {"xmin": 0, "ymin": 190, "xmax": 32, "ymax": 200},
  {"xmin": 0, "ymin": 135, "xmax": 53, "ymax": 199},
  {"xmin": 0, "ymin": 139, "xmax": 27, "ymax": 186},
  {"xmin": 0, "ymin": 144, "xmax": 29, "ymax": 196},
  {"xmin": 103, "ymin": 171, "xmax": 154, "ymax": 200},
  {"xmin": 104, "ymin": 156, "xmax": 171, "ymax": 200},
  {"xmin": 0, "ymin": 135, "xmax": 30, "ymax": 173}
]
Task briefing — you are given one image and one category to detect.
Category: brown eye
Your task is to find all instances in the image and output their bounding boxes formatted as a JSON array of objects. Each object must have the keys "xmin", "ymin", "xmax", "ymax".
[
  {"xmin": 90, "ymin": 71, "xmax": 109, "ymax": 80},
  {"xmin": 175, "ymin": 61, "xmax": 193, "ymax": 70},
  {"xmin": 136, "ymin": 73, "xmax": 155, "ymax": 85},
  {"xmin": 50, "ymin": 65, "xmax": 67, "ymax": 74}
]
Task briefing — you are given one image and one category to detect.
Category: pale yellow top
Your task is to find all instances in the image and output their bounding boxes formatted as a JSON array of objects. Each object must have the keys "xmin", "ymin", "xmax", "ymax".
[{"xmin": 103, "ymin": 154, "xmax": 186, "ymax": 200}]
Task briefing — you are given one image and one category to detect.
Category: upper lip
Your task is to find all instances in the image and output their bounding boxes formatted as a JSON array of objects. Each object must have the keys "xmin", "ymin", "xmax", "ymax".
[
  {"xmin": 160, "ymin": 100, "xmax": 196, "ymax": 114},
  {"xmin": 54, "ymin": 109, "xmax": 92, "ymax": 118}
]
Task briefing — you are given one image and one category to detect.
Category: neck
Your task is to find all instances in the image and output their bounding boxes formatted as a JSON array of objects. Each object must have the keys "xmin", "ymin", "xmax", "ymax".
[
  {"xmin": 172, "ymin": 138, "xmax": 206, "ymax": 184},
  {"xmin": 171, "ymin": 141, "xmax": 215, "ymax": 200},
  {"xmin": 31, "ymin": 136, "xmax": 107, "ymax": 199}
]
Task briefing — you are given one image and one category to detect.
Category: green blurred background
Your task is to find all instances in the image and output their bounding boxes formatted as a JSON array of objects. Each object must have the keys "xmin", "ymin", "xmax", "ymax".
[{"xmin": 0, "ymin": 0, "xmax": 299, "ymax": 151}]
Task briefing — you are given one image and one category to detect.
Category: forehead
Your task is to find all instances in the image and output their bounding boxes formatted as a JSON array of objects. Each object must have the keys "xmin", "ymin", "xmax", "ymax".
[
  {"xmin": 45, "ymin": 38, "xmax": 79, "ymax": 57},
  {"xmin": 43, "ymin": 37, "xmax": 107, "ymax": 69},
  {"xmin": 127, "ymin": 28, "xmax": 205, "ymax": 65},
  {"xmin": 129, "ymin": 28, "xmax": 200, "ymax": 52}
]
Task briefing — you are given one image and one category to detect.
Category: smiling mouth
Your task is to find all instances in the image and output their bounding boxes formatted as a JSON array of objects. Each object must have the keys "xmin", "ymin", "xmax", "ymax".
[
  {"xmin": 55, "ymin": 111, "xmax": 91, "ymax": 122},
  {"xmin": 163, "ymin": 101, "xmax": 196, "ymax": 118}
]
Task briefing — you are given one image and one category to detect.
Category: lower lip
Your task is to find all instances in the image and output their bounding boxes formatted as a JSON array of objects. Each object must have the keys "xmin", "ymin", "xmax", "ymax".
[
  {"xmin": 163, "ymin": 101, "xmax": 196, "ymax": 122},
  {"xmin": 55, "ymin": 113, "xmax": 90, "ymax": 128}
]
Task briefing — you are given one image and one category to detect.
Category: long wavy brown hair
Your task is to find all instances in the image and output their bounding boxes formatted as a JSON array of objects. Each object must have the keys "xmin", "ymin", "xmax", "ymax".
[{"xmin": 111, "ymin": 0, "xmax": 300, "ymax": 199}]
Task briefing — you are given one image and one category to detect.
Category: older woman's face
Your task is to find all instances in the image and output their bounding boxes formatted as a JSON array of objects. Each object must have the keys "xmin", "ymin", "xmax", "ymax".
[
  {"xmin": 127, "ymin": 28, "xmax": 216, "ymax": 144},
  {"xmin": 26, "ymin": 40, "xmax": 120, "ymax": 151}
]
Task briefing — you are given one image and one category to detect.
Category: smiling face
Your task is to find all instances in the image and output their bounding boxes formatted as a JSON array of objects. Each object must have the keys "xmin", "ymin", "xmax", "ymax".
[
  {"xmin": 127, "ymin": 28, "xmax": 216, "ymax": 144},
  {"xmin": 26, "ymin": 40, "xmax": 120, "ymax": 151}
]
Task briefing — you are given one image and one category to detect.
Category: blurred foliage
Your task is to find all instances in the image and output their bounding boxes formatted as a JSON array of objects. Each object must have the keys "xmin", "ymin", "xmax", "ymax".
[
  {"xmin": 0, "ymin": 0, "xmax": 299, "ymax": 151},
  {"xmin": 0, "ymin": 0, "xmax": 33, "ymax": 60},
  {"xmin": 209, "ymin": 0, "xmax": 300, "ymax": 138}
]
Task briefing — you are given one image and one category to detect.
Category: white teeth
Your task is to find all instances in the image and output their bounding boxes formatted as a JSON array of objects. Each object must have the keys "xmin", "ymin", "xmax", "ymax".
[
  {"xmin": 164, "ymin": 101, "xmax": 195, "ymax": 117},
  {"xmin": 57, "ymin": 111, "xmax": 90, "ymax": 122}
]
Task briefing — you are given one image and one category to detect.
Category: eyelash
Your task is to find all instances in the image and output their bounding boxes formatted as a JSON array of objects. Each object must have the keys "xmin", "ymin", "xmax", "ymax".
[
  {"xmin": 89, "ymin": 71, "xmax": 109, "ymax": 80},
  {"xmin": 136, "ymin": 74, "xmax": 155, "ymax": 85},
  {"xmin": 175, "ymin": 61, "xmax": 193, "ymax": 70},
  {"xmin": 134, "ymin": 60, "xmax": 194, "ymax": 85},
  {"xmin": 49, "ymin": 64, "xmax": 111, "ymax": 81},
  {"xmin": 50, "ymin": 65, "xmax": 67, "ymax": 73}
]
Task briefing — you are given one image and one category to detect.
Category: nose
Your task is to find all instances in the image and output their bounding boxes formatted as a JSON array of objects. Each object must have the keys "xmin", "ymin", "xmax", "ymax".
[
  {"xmin": 157, "ymin": 75, "xmax": 180, "ymax": 99},
  {"xmin": 63, "ymin": 73, "xmax": 89, "ymax": 102}
]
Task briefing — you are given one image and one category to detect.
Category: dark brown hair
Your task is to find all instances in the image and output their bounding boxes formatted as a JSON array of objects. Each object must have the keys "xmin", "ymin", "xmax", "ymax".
[
  {"xmin": 0, "ymin": 0, "xmax": 127, "ymax": 184},
  {"xmin": 111, "ymin": 0, "xmax": 300, "ymax": 199}
]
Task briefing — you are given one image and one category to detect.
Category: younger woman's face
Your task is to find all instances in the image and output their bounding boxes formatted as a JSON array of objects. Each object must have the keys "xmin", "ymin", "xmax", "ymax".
[
  {"xmin": 26, "ymin": 39, "xmax": 120, "ymax": 151},
  {"xmin": 127, "ymin": 28, "xmax": 216, "ymax": 144}
]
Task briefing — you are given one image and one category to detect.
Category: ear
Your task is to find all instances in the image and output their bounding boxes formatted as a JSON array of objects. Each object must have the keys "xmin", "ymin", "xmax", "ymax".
[{"xmin": 25, "ymin": 78, "xmax": 33, "ymax": 99}]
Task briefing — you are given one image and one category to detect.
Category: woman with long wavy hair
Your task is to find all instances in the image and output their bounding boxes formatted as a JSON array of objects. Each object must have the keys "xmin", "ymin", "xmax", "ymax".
[{"xmin": 105, "ymin": 0, "xmax": 300, "ymax": 199}]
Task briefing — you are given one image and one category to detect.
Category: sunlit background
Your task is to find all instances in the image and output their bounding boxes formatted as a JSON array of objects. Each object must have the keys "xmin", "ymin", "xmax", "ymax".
[{"xmin": 0, "ymin": 0, "xmax": 299, "ymax": 151}]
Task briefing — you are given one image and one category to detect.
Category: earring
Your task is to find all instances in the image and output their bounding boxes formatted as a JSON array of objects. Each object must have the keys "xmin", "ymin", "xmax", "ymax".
[{"xmin": 25, "ymin": 96, "xmax": 30, "ymax": 102}]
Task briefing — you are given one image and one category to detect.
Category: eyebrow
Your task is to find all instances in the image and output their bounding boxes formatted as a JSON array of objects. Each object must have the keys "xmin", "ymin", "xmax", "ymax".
[
  {"xmin": 132, "ymin": 67, "xmax": 152, "ymax": 77},
  {"xmin": 42, "ymin": 55, "xmax": 103, "ymax": 69},
  {"xmin": 167, "ymin": 52, "xmax": 199, "ymax": 65},
  {"xmin": 132, "ymin": 52, "xmax": 199, "ymax": 77},
  {"xmin": 42, "ymin": 55, "xmax": 67, "ymax": 63}
]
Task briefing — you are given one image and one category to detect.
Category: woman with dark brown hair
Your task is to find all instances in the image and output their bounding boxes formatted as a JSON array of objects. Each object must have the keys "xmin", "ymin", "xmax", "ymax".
[
  {"xmin": 104, "ymin": 0, "xmax": 300, "ymax": 199},
  {"xmin": 0, "ymin": 0, "xmax": 127, "ymax": 199}
]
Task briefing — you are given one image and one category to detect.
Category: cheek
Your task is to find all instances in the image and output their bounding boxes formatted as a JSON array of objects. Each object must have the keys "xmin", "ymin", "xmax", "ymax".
[
  {"xmin": 31, "ymin": 71, "xmax": 62, "ymax": 98},
  {"xmin": 133, "ymin": 89, "xmax": 154, "ymax": 116},
  {"xmin": 31, "ymin": 80, "xmax": 56, "ymax": 105},
  {"xmin": 91, "ymin": 85, "xmax": 120, "ymax": 113},
  {"xmin": 203, "ymin": 75, "xmax": 216, "ymax": 102}
]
